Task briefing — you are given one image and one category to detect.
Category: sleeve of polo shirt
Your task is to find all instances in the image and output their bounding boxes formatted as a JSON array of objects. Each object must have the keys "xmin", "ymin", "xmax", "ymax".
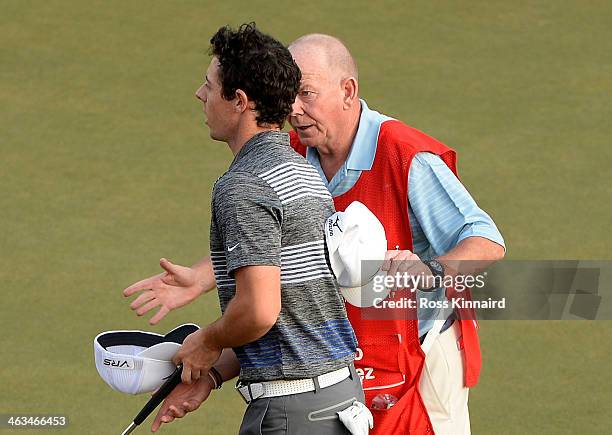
[
  {"xmin": 213, "ymin": 171, "xmax": 283, "ymax": 277},
  {"xmin": 408, "ymin": 152, "xmax": 506, "ymax": 255}
]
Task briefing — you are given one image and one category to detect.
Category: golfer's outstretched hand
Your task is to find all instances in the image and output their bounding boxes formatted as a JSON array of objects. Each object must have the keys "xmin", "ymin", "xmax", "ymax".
[
  {"xmin": 151, "ymin": 375, "xmax": 213, "ymax": 432},
  {"xmin": 123, "ymin": 258, "xmax": 205, "ymax": 325}
]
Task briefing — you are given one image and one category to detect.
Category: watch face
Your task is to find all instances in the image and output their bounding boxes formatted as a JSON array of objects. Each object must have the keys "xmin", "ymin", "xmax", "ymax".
[{"xmin": 428, "ymin": 260, "xmax": 444, "ymax": 274}]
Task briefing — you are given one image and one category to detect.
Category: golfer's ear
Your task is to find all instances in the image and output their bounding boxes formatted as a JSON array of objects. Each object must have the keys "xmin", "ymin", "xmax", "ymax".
[
  {"xmin": 234, "ymin": 89, "xmax": 250, "ymax": 113},
  {"xmin": 341, "ymin": 77, "xmax": 358, "ymax": 110}
]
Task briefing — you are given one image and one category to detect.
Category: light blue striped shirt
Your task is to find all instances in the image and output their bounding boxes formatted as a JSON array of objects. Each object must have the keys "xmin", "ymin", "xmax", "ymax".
[{"xmin": 306, "ymin": 100, "xmax": 505, "ymax": 337}]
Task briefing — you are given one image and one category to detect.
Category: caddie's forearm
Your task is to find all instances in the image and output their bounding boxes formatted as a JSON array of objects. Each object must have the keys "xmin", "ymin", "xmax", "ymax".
[
  {"xmin": 212, "ymin": 348, "xmax": 241, "ymax": 382},
  {"xmin": 201, "ymin": 292, "xmax": 279, "ymax": 350},
  {"xmin": 438, "ymin": 236, "xmax": 505, "ymax": 276},
  {"xmin": 191, "ymin": 256, "xmax": 217, "ymax": 294}
]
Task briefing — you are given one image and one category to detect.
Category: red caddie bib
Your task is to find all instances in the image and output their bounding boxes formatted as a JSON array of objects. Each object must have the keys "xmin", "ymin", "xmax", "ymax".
[{"xmin": 291, "ymin": 120, "xmax": 481, "ymax": 435}]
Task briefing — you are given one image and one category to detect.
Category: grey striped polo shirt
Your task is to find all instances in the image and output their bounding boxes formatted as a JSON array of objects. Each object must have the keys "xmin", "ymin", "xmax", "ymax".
[{"xmin": 210, "ymin": 130, "xmax": 357, "ymax": 382}]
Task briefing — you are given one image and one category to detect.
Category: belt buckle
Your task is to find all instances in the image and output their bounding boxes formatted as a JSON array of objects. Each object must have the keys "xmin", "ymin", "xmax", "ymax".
[
  {"xmin": 235, "ymin": 381, "xmax": 250, "ymax": 404},
  {"xmin": 235, "ymin": 381, "xmax": 265, "ymax": 404}
]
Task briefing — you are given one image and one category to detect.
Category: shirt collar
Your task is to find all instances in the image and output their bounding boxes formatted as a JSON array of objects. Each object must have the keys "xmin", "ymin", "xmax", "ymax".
[{"xmin": 232, "ymin": 130, "xmax": 288, "ymax": 166}]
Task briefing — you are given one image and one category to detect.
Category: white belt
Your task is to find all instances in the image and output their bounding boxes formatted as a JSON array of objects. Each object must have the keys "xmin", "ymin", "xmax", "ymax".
[{"xmin": 236, "ymin": 366, "xmax": 351, "ymax": 403}]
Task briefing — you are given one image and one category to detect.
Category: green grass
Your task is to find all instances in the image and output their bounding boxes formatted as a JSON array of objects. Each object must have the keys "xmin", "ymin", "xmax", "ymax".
[{"xmin": 2, "ymin": 1, "xmax": 611, "ymax": 433}]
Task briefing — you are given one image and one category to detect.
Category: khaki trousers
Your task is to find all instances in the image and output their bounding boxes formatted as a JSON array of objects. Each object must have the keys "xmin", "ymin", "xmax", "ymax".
[{"xmin": 419, "ymin": 321, "xmax": 471, "ymax": 435}]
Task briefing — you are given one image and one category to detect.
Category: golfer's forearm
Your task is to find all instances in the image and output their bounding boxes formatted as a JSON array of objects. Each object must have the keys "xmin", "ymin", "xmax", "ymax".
[
  {"xmin": 438, "ymin": 236, "xmax": 505, "ymax": 276},
  {"xmin": 203, "ymin": 296, "xmax": 278, "ymax": 349},
  {"xmin": 212, "ymin": 348, "xmax": 241, "ymax": 382},
  {"xmin": 191, "ymin": 256, "xmax": 216, "ymax": 294}
]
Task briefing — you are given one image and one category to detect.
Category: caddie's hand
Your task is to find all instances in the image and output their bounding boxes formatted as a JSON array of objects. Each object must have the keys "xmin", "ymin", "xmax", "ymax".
[
  {"xmin": 123, "ymin": 258, "xmax": 201, "ymax": 325},
  {"xmin": 151, "ymin": 374, "xmax": 214, "ymax": 432},
  {"xmin": 382, "ymin": 250, "xmax": 434, "ymax": 290},
  {"xmin": 172, "ymin": 329, "xmax": 223, "ymax": 384}
]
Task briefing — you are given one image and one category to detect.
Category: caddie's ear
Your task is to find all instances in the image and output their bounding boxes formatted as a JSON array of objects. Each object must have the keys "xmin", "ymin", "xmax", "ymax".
[{"xmin": 341, "ymin": 77, "xmax": 358, "ymax": 110}]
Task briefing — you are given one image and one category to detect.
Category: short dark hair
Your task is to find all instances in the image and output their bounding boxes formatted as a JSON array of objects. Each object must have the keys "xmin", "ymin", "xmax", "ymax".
[{"xmin": 209, "ymin": 23, "xmax": 301, "ymax": 127}]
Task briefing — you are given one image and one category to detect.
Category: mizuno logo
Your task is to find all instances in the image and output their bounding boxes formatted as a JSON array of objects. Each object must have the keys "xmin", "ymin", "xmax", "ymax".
[
  {"xmin": 228, "ymin": 243, "xmax": 240, "ymax": 252},
  {"xmin": 103, "ymin": 358, "xmax": 134, "ymax": 370},
  {"xmin": 332, "ymin": 216, "xmax": 343, "ymax": 233}
]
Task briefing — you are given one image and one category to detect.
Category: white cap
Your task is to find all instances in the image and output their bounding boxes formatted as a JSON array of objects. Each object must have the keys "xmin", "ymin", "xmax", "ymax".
[
  {"xmin": 325, "ymin": 201, "xmax": 390, "ymax": 307},
  {"xmin": 94, "ymin": 323, "xmax": 198, "ymax": 395}
]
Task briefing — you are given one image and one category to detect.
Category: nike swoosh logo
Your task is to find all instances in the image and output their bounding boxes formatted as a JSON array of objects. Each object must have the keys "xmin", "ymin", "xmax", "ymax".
[{"xmin": 227, "ymin": 243, "xmax": 240, "ymax": 252}]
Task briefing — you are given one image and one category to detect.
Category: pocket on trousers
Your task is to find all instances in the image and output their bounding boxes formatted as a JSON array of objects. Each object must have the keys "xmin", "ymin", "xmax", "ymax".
[
  {"xmin": 308, "ymin": 397, "xmax": 359, "ymax": 422},
  {"xmin": 239, "ymin": 398, "xmax": 270, "ymax": 435},
  {"xmin": 240, "ymin": 397, "xmax": 288, "ymax": 435},
  {"xmin": 260, "ymin": 397, "xmax": 288, "ymax": 434},
  {"xmin": 419, "ymin": 330, "xmax": 454, "ymax": 418}
]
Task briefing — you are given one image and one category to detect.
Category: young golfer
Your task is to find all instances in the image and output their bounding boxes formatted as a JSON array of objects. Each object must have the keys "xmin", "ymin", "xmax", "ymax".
[{"xmin": 126, "ymin": 24, "xmax": 366, "ymax": 434}]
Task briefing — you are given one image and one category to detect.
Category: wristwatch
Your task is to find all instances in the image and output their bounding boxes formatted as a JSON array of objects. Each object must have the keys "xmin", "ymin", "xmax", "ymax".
[{"xmin": 422, "ymin": 258, "xmax": 445, "ymax": 281}]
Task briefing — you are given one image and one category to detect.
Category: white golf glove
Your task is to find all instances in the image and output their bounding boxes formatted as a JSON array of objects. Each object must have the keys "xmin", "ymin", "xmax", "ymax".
[{"xmin": 337, "ymin": 401, "xmax": 374, "ymax": 435}]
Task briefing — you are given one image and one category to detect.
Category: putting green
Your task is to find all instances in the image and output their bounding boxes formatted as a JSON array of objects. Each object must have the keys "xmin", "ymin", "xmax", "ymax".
[{"xmin": 2, "ymin": 1, "xmax": 611, "ymax": 433}]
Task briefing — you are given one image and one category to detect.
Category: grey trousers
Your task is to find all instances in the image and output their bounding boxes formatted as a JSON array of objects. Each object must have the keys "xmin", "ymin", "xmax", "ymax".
[{"xmin": 238, "ymin": 365, "xmax": 365, "ymax": 435}]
